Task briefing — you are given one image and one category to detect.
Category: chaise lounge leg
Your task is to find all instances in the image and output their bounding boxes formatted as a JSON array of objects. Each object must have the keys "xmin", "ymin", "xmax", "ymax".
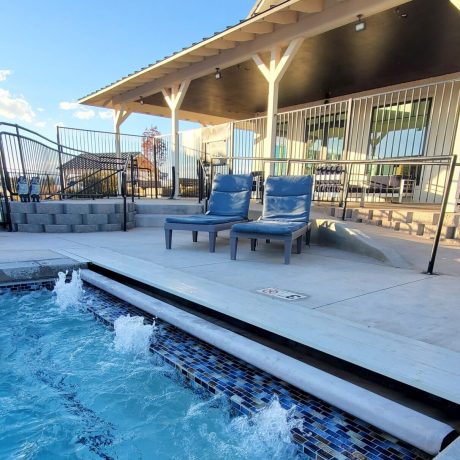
[
  {"xmin": 165, "ymin": 229, "xmax": 172, "ymax": 249},
  {"xmin": 284, "ymin": 239, "xmax": 292, "ymax": 264},
  {"xmin": 230, "ymin": 236, "xmax": 238, "ymax": 260},
  {"xmin": 192, "ymin": 231, "xmax": 198, "ymax": 242},
  {"xmin": 305, "ymin": 228, "xmax": 311, "ymax": 246},
  {"xmin": 296, "ymin": 236, "xmax": 302, "ymax": 254},
  {"xmin": 209, "ymin": 232, "xmax": 217, "ymax": 252},
  {"xmin": 266, "ymin": 239, "xmax": 270, "ymax": 244},
  {"xmin": 250, "ymin": 239, "xmax": 257, "ymax": 251}
]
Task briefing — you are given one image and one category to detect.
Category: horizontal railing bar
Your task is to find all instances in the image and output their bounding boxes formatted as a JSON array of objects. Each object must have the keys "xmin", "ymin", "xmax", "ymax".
[
  {"xmin": 219, "ymin": 156, "xmax": 454, "ymax": 166},
  {"xmin": 58, "ymin": 126, "xmax": 145, "ymax": 139}
]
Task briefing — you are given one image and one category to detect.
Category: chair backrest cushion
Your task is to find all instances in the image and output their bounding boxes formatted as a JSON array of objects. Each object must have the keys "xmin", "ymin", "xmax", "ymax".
[
  {"xmin": 263, "ymin": 175, "xmax": 313, "ymax": 222},
  {"xmin": 208, "ymin": 174, "xmax": 253, "ymax": 218}
]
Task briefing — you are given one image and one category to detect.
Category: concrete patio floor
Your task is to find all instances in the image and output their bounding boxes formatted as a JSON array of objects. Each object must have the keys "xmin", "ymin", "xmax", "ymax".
[{"xmin": 1, "ymin": 223, "xmax": 460, "ymax": 408}]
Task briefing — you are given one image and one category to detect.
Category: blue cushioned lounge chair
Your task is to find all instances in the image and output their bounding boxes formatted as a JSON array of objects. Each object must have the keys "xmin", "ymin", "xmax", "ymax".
[
  {"xmin": 230, "ymin": 175, "xmax": 313, "ymax": 264},
  {"xmin": 164, "ymin": 174, "xmax": 253, "ymax": 252}
]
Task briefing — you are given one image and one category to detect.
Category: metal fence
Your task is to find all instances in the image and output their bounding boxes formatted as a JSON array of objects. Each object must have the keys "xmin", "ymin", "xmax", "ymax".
[{"xmin": 0, "ymin": 123, "xmax": 132, "ymax": 200}]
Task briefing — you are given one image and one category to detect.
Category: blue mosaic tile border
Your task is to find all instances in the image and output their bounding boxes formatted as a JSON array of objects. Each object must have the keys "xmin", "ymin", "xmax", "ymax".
[
  {"xmin": 81, "ymin": 284, "xmax": 431, "ymax": 460},
  {"xmin": 0, "ymin": 279, "xmax": 56, "ymax": 293}
]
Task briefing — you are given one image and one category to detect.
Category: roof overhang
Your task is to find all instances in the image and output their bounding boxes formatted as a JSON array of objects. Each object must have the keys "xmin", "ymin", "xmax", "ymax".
[{"xmin": 79, "ymin": 0, "xmax": 460, "ymax": 125}]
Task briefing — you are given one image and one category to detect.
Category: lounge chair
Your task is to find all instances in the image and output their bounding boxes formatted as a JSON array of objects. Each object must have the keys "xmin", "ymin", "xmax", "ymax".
[
  {"xmin": 230, "ymin": 175, "xmax": 313, "ymax": 264},
  {"xmin": 164, "ymin": 173, "xmax": 253, "ymax": 252}
]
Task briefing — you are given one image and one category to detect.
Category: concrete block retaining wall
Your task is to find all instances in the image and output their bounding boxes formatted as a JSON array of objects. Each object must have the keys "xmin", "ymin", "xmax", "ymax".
[{"xmin": 10, "ymin": 201, "xmax": 136, "ymax": 233}]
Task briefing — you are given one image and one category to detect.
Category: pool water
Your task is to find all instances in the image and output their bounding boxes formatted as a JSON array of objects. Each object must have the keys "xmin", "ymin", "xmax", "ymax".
[{"xmin": 0, "ymin": 286, "xmax": 301, "ymax": 459}]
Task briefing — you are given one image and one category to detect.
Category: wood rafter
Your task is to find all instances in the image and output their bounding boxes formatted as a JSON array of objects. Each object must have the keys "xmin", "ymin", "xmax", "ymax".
[
  {"xmin": 289, "ymin": 0, "xmax": 324, "ymax": 13},
  {"xmin": 263, "ymin": 11, "xmax": 298, "ymax": 24},
  {"xmin": 92, "ymin": 0, "xmax": 413, "ymax": 108}
]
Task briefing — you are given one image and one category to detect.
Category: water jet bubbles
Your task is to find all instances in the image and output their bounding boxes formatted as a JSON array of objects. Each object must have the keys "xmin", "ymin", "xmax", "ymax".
[
  {"xmin": 53, "ymin": 270, "xmax": 83, "ymax": 309},
  {"xmin": 113, "ymin": 315, "xmax": 155, "ymax": 355},
  {"xmin": 229, "ymin": 397, "xmax": 302, "ymax": 459}
]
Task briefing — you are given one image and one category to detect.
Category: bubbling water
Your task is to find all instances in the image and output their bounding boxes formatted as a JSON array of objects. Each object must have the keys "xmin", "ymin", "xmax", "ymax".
[
  {"xmin": 229, "ymin": 397, "xmax": 302, "ymax": 458},
  {"xmin": 53, "ymin": 270, "xmax": 83, "ymax": 309},
  {"xmin": 113, "ymin": 315, "xmax": 155, "ymax": 355}
]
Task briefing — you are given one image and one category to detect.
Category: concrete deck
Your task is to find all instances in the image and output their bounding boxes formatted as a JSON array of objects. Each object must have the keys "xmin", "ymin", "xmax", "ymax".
[{"xmin": 1, "ymin": 222, "xmax": 460, "ymax": 407}]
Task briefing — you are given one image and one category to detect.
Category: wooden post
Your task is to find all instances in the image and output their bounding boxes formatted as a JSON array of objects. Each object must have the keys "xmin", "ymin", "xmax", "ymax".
[
  {"xmin": 252, "ymin": 38, "xmax": 303, "ymax": 163},
  {"xmin": 162, "ymin": 80, "xmax": 190, "ymax": 199}
]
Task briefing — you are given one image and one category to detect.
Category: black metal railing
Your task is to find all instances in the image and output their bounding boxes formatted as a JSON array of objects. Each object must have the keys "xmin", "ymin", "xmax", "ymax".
[
  {"xmin": 0, "ymin": 123, "xmax": 138, "ymax": 230},
  {"xmin": 207, "ymin": 154, "xmax": 457, "ymax": 274}
]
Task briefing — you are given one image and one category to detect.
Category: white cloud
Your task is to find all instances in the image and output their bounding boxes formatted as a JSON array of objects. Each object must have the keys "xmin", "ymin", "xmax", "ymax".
[
  {"xmin": 74, "ymin": 109, "xmax": 95, "ymax": 120},
  {"xmin": 35, "ymin": 121, "xmax": 47, "ymax": 128},
  {"xmin": 0, "ymin": 88, "xmax": 35, "ymax": 122},
  {"xmin": 59, "ymin": 101, "xmax": 80, "ymax": 110},
  {"xmin": 0, "ymin": 69, "xmax": 12, "ymax": 82},
  {"xmin": 99, "ymin": 110, "xmax": 113, "ymax": 120},
  {"xmin": 54, "ymin": 121, "xmax": 65, "ymax": 128},
  {"xmin": 37, "ymin": 107, "xmax": 45, "ymax": 112}
]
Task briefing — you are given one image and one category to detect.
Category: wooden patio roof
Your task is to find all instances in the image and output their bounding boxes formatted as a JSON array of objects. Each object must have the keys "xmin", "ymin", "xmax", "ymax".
[{"xmin": 79, "ymin": 0, "xmax": 460, "ymax": 125}]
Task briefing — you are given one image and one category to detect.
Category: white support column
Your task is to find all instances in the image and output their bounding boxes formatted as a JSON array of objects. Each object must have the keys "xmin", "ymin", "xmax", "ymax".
[
  {"xmin": 252, "ymin": 38, "xmax": 303, "ymax": 160},
  {"xmin": 162, "ymin": 80, "xmax": 190, "ymax": 198},
  {"xmin": 113, "ymin": 106, "xmax": 131, "ymax": 195}
]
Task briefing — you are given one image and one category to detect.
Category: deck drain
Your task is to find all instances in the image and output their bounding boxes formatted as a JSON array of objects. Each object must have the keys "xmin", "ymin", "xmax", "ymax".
[{"xmin": 256, "ymin": 287, "xmax": 307, "ymax": 301}]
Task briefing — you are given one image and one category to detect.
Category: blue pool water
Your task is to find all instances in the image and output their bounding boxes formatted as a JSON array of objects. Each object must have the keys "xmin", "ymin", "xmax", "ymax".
[{"xmin": 0, "ymin": 285, "xmax": 301, "ymax": 459}]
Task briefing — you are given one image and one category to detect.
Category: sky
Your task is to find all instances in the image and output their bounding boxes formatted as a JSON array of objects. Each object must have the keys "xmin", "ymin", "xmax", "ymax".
[{"xmin": 0, "ymin": 0, "xmax": 254, "ymax": 140}]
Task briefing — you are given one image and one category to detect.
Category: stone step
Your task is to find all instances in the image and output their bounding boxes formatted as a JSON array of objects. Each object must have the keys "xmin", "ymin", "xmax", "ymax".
[
  {"xmin": 135, "ymin": 214, "xmax": 168, "ymax": 227},
  {"xmin": 135, "ymin": 202, "xmax": 203, "ymax": 215}
]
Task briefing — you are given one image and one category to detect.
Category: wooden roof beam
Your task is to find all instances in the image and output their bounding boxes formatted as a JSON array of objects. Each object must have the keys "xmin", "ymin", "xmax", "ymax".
[
  {"xmin": 111, "ymin": 0, "xmax": 413, "ymax": 106},
  {"xmin": 190, "ymin": 48, "xmax": 220, "ymax": 57},
  {"xmin": 123, "ymin": 101, "xmax": 239, "ymax": 125},
  {"xmin": 226, "ymin": 30, "xmax": 256, "ymax": 41},
  {"xmin": 289, "ymin": 0, "xmax": 324, "ymax": 13},
  {"xmin": 178, "ymin": 55, "xmax": 205, "ymax": 63},
  {"xmin": 242, "ymin": 21, "xmax": 275, "ymax": 34},
  {"xmin": 263, "ymin": 11, "xmax": 298, "ymax": 24},
  {"xmin": 206, "ymin": 39, "xmax": 237, "ymax": 49}
]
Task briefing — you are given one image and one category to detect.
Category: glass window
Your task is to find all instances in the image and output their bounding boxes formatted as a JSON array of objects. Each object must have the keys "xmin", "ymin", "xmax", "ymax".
[
  {"xmin": 304, "ymin": 112, "xmax": 347, "ymax": 160},
  {"xmin": 368, "ymin": 98, "xmax": 431, "ymax": 159}
]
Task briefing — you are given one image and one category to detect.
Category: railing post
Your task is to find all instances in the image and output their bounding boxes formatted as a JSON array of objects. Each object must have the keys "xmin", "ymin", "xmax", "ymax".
[
  {"xmin": 169, "ymin": 166, "xmax": 176, "ymax": 200},
  {"xmin": 339, "ymin": 98, "xmax": 354, "ymax": 208},
  {"xmin": 153, "ymin": 139, "xmax": 159, "ymax": 199},
  {"xmin": 426, "ymin": 155, "xmax": 457, "ymax": 274},
  {"xmin": 15, "ymin": 125, "xmax": 27, "ymax": 177},
  {"xmin": 122, "ymin": 171, "xmax": 127, "ymax": 231},
  {"xmin": 0, "ymin": 136, "xmax": 13, "ymax": 231},
  {"xmin": 56, "ymin": 127, "xmax": 66, "ymax": 200},
  {"xmin": 130, "ymin": 154, "xmax": 135, "ymax": 203}
]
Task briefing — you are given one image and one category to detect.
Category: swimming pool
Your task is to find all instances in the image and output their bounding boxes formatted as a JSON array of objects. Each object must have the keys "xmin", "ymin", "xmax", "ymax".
[
  {"xmin": 0, "ymin": 274, "xmax": 431, "ymax": 459},
  {"xmin": 0, "ymin": 283, "xmax": 302, "ymax": 459}
]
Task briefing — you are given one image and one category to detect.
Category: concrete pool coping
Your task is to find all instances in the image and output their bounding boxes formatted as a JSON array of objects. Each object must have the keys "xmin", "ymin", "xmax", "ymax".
[
  {"xmin": 81, "ymin": 269, "xmax": 454, "ymax": 456},
  {"xmin": 54, "ymin": 243, "xmax": 460, "ymax": 407}
]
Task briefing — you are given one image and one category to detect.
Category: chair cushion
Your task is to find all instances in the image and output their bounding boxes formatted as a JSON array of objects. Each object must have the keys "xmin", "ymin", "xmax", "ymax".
[
  {"xmin": 263, "ymin": 175, "xmax": 313, "ymax": 222},
  {"xmin": 232, "ymin": 219, "xmax": 306, "ymax": 235},
  {"xmin": 165, "ymin": 214, "xmax": 244, "ymax": 225},
  {"xmin": 208, "ymin": 174, "xmax": 253, "ymax": 217}
]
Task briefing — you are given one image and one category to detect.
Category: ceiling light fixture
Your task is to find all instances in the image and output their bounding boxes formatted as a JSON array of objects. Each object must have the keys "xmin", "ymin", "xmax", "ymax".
[
  {"xmin": 355, "ymin": 14, "xmax": 366, "ymax": 32},
  {"xmin": 395, "ymin": 7, "xmax": 408, "ymax": 19},
  {"xmin": 139, "ymin": 96, "xmax": 144, "ymax": 105},
  {"xmin": 215, "ymin": 68, "xmax": 222, "ymax": 80}
]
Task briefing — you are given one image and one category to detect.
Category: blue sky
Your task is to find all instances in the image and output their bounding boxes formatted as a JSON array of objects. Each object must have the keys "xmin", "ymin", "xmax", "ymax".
[{"xmin": 0, "ymin": 0, "xmax": 254, "ymax": 140}]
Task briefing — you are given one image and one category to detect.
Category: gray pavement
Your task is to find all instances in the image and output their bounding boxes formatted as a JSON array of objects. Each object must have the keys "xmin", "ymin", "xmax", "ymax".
[{"xmin": 1, "ymin": 222, "xmax": 460, "ymax": 404}]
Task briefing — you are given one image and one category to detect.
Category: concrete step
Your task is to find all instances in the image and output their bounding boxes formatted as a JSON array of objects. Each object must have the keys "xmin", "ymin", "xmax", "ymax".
[
  {"xmin": 135, "ymin": 202, "xmax": 203, "ymax": 215},
  {"xmin": 135, "ymin": 214, "xmax": 168, "ymax": 227}
]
